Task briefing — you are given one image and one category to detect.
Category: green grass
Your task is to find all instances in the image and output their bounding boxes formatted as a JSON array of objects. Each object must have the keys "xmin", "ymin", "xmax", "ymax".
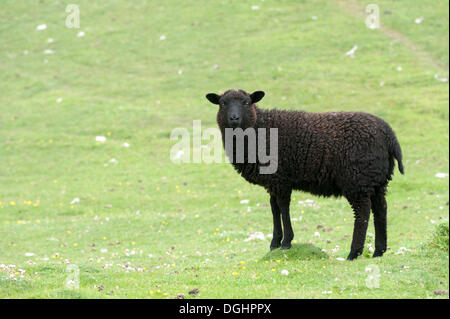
[
  {"xmin": 430, "ymin": 222, "xmax": 449, "ymax": 252},
  {"xmin": 0, "ymin": 0, "xmax": 448, "ymax": 299}
]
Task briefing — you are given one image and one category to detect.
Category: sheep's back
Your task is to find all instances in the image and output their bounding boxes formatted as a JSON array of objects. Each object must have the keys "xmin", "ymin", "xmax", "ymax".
[{"xmin": 261, "ymin": 109, "xmax": 395, "ymax": 196}]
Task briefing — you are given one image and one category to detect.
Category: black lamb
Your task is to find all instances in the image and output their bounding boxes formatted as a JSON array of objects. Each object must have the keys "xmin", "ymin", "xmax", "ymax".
[{"xmin": 205, "ymin": 89, "xmax": 404, "ymax": 260}]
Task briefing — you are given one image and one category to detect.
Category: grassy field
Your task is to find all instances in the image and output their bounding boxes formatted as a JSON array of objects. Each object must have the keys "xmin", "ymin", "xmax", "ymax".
[{"xmin": 0, "ymin": 0, "xmax": 448, "ymax": 299}]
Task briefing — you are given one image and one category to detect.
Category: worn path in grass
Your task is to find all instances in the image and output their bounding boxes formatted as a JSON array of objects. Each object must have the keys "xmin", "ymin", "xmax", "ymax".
[{"xmin": 338, "ymin": 0, "xmax": 449, "ymax": 72}]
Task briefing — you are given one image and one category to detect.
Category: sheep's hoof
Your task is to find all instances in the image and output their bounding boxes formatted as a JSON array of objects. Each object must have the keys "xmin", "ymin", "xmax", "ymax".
[
  {"xmin": 280, "ymin": 243, "xmax": 292, "ymax": 250},
  {"xmin": 346, "ymin": 251, "xmax": 361, "ymax": 260},
  {"xmin": 270, "ymin": 238, "xmax": 281, "ymax": 251},
  {"xmin": 372, "ymin": 250, "xmax": 385, "ymax": 258}
]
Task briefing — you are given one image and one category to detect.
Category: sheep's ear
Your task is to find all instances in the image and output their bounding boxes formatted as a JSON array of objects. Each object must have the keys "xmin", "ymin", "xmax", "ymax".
[
  {"xmin": 206, "ymin": 93, "xmax": 221, "ymax": 105},
  {"xmin": 250, "ymin": 91, "xmax": 265, "ymax": 104}
]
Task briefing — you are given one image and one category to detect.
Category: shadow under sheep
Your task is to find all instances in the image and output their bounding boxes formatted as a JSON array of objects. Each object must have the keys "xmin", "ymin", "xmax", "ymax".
[{"xmin": 262, "ymin": 243, "xmax": 328, "ymax": 261}]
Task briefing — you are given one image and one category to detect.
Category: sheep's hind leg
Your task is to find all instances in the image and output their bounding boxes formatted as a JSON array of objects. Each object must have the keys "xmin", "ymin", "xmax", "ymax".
[
  {"xmin": 277, "ymin": 193, "xmax": 294, "ymax": 250},
  {"xmin": 347, "ymin": 195, "xmax": 371, "ymax": 260},
  {"xmin": 269, "ymin": 195, "xmax": 282, "ymax": 250},
  {"xmin": 371, "ymin": 187, "xmax": 387, "ymax": 257}
]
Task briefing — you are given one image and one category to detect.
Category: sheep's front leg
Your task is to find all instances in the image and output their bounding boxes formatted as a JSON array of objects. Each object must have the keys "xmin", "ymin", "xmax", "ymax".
[
  {"xmin": 347, "ymin": 195, "xmax": 371, "ymax": 260},
  {"xmin": 269, "ymin": 195, "xmax": 282, "ymax": 250},
  {"xmin": 277, "ymin": 194, "xmax": 294, "ymax": 250}
]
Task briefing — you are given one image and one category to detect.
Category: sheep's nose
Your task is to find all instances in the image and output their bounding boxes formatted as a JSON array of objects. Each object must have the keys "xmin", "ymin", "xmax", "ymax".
[{"xmin": 229, "ymin": 114, "xmax": 240, "ymax": 121}]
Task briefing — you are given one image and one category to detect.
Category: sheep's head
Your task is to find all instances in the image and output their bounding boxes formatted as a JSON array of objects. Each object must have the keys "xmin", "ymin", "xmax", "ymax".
[{"xmin": 205, "ymin": 89, "xmax": 265, "ymax": 129}]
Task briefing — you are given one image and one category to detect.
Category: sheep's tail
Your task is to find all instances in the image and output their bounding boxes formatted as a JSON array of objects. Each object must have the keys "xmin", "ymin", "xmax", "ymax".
[{"xmin": 389, "ymin": 132, "xmax": 404, "ymax": 175}]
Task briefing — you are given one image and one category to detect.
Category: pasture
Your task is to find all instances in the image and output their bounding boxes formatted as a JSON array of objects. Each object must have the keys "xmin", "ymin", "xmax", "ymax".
[{"xmin": 0, "ymin": 0, "xmax": 448, "ymax": 298}]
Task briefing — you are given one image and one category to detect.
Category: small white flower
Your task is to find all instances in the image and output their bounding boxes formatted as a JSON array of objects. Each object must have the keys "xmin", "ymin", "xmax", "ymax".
[
  {"xmin": 414, "ymin": 17, "xmax": 424, "ymax": 24},
  {"xmin": 178, "ymin": 69, "xmax": 183, "ymax": 75},
  {"xmin": 434, "ymin": 74, "xmax": 448, "ymax": 83},
  {"xmin": 70, "ymin": 197, "xmax": 80, "ymax": 205},
  {"xmin": 25, "ymin": 253, "xmax": 35, "ymax": 257},
  {"xmin": 123, "ymin": 142, "xmax": 130, "ymax": 148},
  {"xmin": 281, "ymin": 269, "xmax": 289, "ymax": 276},
  {"xmin": 244, "ymin": 232, "xmax": 266, "ymax": 242},
  {"xmin": 395, "ymin": 247, "xmax": 411, "ymax": 255},
  {"xmin": 345, "ymin": 45, "xmax": 358, "ymax": 58},
  {"xmin": 44, "ymin": 49, "xmax": 54, "ymax": 55},
  {"xmin": 36, "ymin": 24, "xmax": 47, "ymax": 31},
  {"xmin": 47, "ymin": 38, "xmax": 54, "ymax": 43},
  {"xmin": 397, "ymin": 66, "xmax": 402, "ymax": 71},
  {"xmin": 159, "ymin": 35, "xmax": 166, "ymax": 41},
  {"xmin": 314, "ymin": 231, "xmax": 320, "ymax": 237},
  {"xmin": 251, "ymin": 5, "xmax": 260, "ymax": 10},
  {"xmin": 435, "ymin": 172, "xmax": 448, "ymax": 178},
  {"xmin": 311, "ymin": 16, "xmax": 318, "ymax": 20},
  {"xmin": 56, "ymin": 98, "xmax": 63, "ymax": 103},
  {"xmin": 240, "ymin": 199, "xmax": 249, "ymax": 204},
  {"xmin": 77, "ymin": 31, "xmax": 85, "ymax": 38},
  {"xmin": 96, "ymin": 136, "xmax": 107, "ymax": 142},
  {"xmin": 336, "ymin": 257, "xmax": 345, "ymax": 261}
]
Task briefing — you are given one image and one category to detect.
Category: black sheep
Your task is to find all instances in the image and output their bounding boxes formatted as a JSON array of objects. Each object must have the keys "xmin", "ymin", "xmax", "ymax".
[{"xmin": 205, "ymin": 89, "xmax": 404, "ymax": 260}]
